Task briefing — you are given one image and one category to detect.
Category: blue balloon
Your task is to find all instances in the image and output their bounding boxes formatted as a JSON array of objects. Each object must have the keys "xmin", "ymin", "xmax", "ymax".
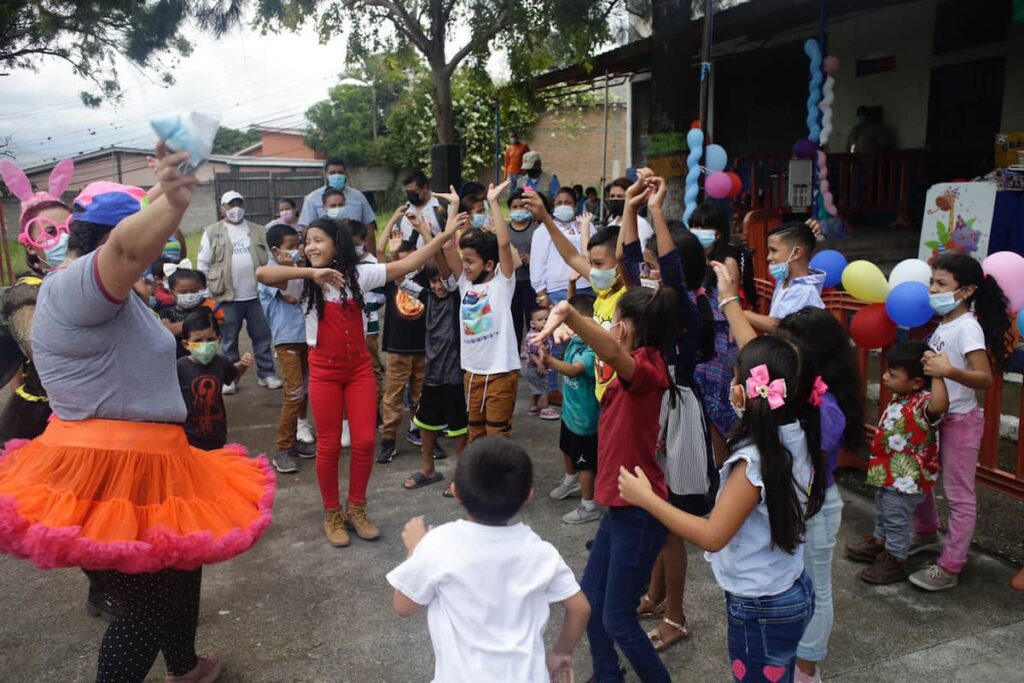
[
  {"xmin": 705, "ymin": 144, "xmax": 728, "ymax": 173},
  {"xmin": 810, "ymin": 249, "xmax": 847, "ymax": 288},
  {"xmin": 885, "ymin": 281, "xmax": 933, "ymax": 328},
  {"xmin": 683, "ymin": 129, "xmax": 704, "ymax": 227},
  {"xmin": 1018, "ymin": 309, "xmax": 1024, "ymax": 337}
]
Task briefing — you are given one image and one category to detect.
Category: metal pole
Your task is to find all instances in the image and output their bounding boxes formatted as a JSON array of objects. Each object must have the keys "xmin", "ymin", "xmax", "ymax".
[
  {"xmin": 494, "ymin": 99, "xmax": 501, "ymax": 185},
  {"xmin": 698, "ymin": 0, "xmax": 714, "ymax": 137},
  {"xmin": 599, "ymin": 70, "xmax": 610, "ymax": 220}
]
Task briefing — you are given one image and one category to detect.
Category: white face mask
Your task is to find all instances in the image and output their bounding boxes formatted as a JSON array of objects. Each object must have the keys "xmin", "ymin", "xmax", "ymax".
[
  {"xmin": 355, "ymin": 245, "xmax": 366, "ymax": 257},
  {"xmin": 175, "ymin": 292, "xmax": 203, "ymax": 310},
  {"xmin": 225, "ymin": 206, "xmax": 245, "ymax": 224}
]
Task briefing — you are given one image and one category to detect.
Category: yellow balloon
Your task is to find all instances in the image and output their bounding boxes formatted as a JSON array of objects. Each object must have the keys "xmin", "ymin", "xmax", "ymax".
[{"xmin": 841, "ymin": 260, "xmax": 889, "ymax": 303}]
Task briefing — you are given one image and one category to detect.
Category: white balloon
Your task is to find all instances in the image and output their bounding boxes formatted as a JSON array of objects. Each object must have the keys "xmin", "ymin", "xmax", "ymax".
[{"xmin": 888, "ymin": 258, "xmax": 932, "ymax": 288}]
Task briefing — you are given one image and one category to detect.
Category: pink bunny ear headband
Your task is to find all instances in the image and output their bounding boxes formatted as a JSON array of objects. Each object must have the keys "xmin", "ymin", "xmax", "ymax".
[{"xmin": 1, "ymin": 158, "xmax": 74, "ymax": 227}]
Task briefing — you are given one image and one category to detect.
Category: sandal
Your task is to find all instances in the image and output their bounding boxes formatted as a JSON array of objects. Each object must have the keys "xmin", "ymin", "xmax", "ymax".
[
  {"xmin": 636, "ymin": 594, "xmax": 666, "ymax": 619},
  {"xmin": 403, "ymin": 471, "xmax": 444, "ymax": 490},
  {"xmin": 442, "ymin": 484, "xmax": 455, "ymax": 498},
  {"xmin": 648, "ymin": 617, "xmax": 690, "ymax": 653}
]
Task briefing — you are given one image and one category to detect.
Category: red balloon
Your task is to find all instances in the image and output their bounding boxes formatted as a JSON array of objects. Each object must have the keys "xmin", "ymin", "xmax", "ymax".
[
  {"xmin": 726, "ymin": 172, "xmax": 743, "ymax": 198},
  {"xmin": 690, "ymin": 119, "xmax": 702, "ymax": 130},
  {"xmin": 850, "ymin": 304, "xmax": 897, "ymax": 349}
]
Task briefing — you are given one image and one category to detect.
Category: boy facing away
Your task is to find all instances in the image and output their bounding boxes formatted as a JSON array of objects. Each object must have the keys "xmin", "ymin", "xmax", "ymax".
[
  {"xmin": 387, "ymin": 438, "xmax": 591, "ymax": 683},
  {"xmin": 745, "ymin": 222, "xmax": 825, "ymax": 333}
]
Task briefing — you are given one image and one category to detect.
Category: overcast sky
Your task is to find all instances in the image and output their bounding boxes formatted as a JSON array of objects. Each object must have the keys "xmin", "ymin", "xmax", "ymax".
[{"xmin": 1, "ymin": 21, "xmax": 348, "ymax": 168}]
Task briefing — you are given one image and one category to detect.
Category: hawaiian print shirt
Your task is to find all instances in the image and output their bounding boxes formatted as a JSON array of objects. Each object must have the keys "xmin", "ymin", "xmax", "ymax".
[{"xmin": 867, "ymin": 391, "xmax": 940, "ymax": 495}]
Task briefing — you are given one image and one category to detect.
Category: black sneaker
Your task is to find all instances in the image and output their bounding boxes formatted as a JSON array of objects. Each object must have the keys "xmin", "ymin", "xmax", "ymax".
[
  {"xmin": 377, "ymin": 439, "xmax": 397, "ymax": 464},
  {"xmin": 292, "ymin": 440, "xmax": 316, "ymax": 459},
  {"xmin": 432, "ymin": 442, "xmax": 448, "ymax": 460}
]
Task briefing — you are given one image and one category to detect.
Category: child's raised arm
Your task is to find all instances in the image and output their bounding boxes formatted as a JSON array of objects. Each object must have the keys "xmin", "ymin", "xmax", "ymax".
[
  {"xmin": 487, "ymin": 179, "xmax": 516, "ymax": 279},
  {"xmin": 540, "ymin": 301, "xmax": 637, "ymax": 381},
  {"xmin": 710, "ymin": 261, "xmax": 757, "ymax": 349},
  {"xmin": 923, "ymin": 347, "xmax": 994, "ymax": 391},
  {"xmin": 384, "ymin": 217, "xmax": 459, "ymax": 283},
  {"xmin": 434, "ymin": 187, "xmax": 466, "ymax": 278},
  {"xmin": 256, "ymin": 265, "xmax": 345, "ymax": 290},
  {"xmin": 923, "ymin": 353, "xmax": 951, "ymax": 417},
  {"xmin": 548, "ymin": 591, "xmax": 591, "ymax": 681}
]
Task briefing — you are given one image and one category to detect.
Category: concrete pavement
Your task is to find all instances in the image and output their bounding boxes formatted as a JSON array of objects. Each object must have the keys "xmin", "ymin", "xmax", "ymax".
[{"xmin": 1, "ymin": 373, "xmax": 1022, "ymax": 682}]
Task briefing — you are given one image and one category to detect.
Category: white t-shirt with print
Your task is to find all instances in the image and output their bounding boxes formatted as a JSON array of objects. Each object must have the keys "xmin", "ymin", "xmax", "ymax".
[
  {"xmin": 386, "ymin": 520, "xmax": 580, "ymax": 683},
  {"xmin": 304, "ymin": 263, "xmax": 388, "ymax": 347},
  {"xmin": 928, "ymin": 313, "xmax": 986, "ymax": 414},
  {"xmin": 458, "ymin": 270, "xmax": 521, "ymax": 375},
  {"xmin": 227, "ymin": 223, "xmax": 258, "ymax": 301}
]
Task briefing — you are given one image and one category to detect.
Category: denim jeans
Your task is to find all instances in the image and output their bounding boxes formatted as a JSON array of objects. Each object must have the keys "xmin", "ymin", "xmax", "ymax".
[
  {"xmin": 581, "ymin": 506, "xmax": 670, "ymax": 682},
  {"xmin": 875, "ymin": 487, "xmax": 924, "ymax": 560},
  {"xmin": 796, "ymin": 485, "xmax": 843, "ymax": 662},
  {"xmin": 219, "ymin": 298, "xmax": 276, "ymax": 378},
  {"xmin": 726, "ymin": 572, "xmax": 814, "ymax": 683}
]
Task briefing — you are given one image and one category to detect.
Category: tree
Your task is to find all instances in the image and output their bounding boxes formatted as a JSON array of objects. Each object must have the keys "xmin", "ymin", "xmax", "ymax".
[
  {"xmin": 255, "ymin": 0, "xmax": 621, "ymax": 146},
  {"xmin": 212, "ymin": 126, "xmax": 262, "ymax": 155},
  {"xmin": 0, "ymin": 1, "xmax": 235, "ymax": 106}
]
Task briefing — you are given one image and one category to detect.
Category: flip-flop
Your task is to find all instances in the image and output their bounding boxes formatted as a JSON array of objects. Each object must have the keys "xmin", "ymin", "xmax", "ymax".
[
  {"xmin": 403, "ymin": 471, "xmax": 444, "ymax": 490},
  {"xmin": 442, "ymin": 484, "xmax": 455, "ymax": 498}
]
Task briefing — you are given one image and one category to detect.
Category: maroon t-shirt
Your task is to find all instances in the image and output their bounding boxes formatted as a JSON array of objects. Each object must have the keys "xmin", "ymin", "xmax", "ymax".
[{"xmin": 595, "ymin": 346, "xmax": 670, "ymax": 507}]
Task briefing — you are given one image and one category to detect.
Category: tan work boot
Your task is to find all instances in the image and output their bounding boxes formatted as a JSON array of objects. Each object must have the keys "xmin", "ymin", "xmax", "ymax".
[
  {"xmin": 323, "ymin": 508, "xmax": 351, "ymax": 547},
  {"xmin": 345, "ymin": 502, "xmax": 381, "ymax": 541}
]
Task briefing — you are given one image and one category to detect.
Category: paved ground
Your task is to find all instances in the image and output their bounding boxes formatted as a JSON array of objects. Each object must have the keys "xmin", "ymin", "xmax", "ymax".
[{"xmin": 1, "ymin": 370, "xmax": 1022, "ymax": 682}]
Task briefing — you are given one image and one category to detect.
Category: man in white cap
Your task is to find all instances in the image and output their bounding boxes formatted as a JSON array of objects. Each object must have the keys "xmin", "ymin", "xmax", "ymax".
[
  {"xmin": 515, "ymin": 150, "xmax": 560, "ymax": 197},
  {"xmin": 197, "ymin": 190, "xmax": 281, "ymax": 393}
]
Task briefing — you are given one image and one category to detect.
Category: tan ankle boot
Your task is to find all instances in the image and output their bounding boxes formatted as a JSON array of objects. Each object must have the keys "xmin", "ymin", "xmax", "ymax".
[
  {"xmin": 345, "ymin": 502, "xmax": 380, "ymax": 540},
  {"xmin": 323, "ymin": 508, "xmax": 350, "ymax": 547}
]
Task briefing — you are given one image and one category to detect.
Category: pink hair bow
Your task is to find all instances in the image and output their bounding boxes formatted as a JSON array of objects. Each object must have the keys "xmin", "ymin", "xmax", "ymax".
[
  {"xmin": 745, "ymin": 364, "xmax": 787, "ymax": 410},
  {"xmin": 809, "ymin": 375, "xmax": 829, "ymax": 407}
]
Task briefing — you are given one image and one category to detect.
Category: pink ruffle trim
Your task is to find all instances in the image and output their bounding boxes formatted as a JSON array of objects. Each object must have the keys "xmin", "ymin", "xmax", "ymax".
[{"xmin": 0, "ymin": 440, "xmax": 276, "ymax": 574}]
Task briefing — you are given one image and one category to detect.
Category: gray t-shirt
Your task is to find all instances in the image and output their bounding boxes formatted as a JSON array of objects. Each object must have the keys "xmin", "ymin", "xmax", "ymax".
[
  {"xmin": 33, "ymin": 250, "xmax": 187, "ymax": 423},
  {"xmin": 424, "ymin": 277, "xmax": 463, "ymax": 387},
  {"xmin": 508, "ymin": 220, "xmax": 539, "ymax": 283}
]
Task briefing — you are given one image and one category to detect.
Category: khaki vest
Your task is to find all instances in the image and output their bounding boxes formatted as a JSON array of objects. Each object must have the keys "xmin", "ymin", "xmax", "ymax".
[{"xmin": 203, "ymin": 220, "xmax": 269, "ymax": 302}]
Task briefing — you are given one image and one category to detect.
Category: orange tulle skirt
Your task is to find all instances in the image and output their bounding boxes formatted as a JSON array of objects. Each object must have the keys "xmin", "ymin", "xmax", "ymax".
[{"xmin": 0, "ymin": 418, "xmax": 275, "ymax": 573}]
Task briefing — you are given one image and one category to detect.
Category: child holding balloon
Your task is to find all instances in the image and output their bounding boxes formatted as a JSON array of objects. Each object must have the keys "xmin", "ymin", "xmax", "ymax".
[
  {"xmin": 908, "ymin": 254, "xmax": 1011, "ymax": 592},
  {"xmin": 745, "ymin": 222, "xmax": 824, "ymax": 333}
]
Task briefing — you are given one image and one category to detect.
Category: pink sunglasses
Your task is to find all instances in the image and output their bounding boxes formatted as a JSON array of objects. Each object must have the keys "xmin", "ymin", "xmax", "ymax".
[{"xmin": 19, "ymin": 214, "xmax": 72, "ymax": 250}]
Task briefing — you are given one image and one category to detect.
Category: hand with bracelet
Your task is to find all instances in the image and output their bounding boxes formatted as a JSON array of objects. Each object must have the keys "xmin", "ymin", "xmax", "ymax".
[{"xmin": 709, "ymin": 260, "xmax": 755, "ymax": 350}]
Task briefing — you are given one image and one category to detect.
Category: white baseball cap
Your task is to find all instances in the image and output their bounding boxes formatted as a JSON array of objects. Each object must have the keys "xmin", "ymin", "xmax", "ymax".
[{"xmin": 220, "ymin": 190, "xmax": 244, "ymax": 205}]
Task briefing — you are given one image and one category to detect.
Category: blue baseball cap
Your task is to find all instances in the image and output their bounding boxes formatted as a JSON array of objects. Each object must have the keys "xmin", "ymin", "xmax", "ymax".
[{"xmin": 73, "ymin": 181, "xmax": 147, "ymax": 227}]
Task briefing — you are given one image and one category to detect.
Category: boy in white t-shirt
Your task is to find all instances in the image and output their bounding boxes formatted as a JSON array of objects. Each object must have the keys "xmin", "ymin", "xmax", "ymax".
[
  {"xmin": 387, "ymin": 438, "xmax": 590, "ymax": 683},
  {"xmin": 440, "ymin": 181, "xmax": 522, "ymax": 441}
]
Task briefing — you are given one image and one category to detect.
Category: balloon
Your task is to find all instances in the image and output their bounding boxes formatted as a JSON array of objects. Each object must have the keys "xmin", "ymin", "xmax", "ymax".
[
  {"xmin": 819, "ymin": 76, "xmax": 835, "ymax": 146},
  {"xmin": 690, "ymin": 119, "xmax": 702, "ymax": 130},
  {"xmin": 817, "ymin": 150, "xmax": 837, "ymax": 217},
  {"xmin": 888, "ymin": 258, "xmax": 932, "ymax": 288},
  {"xmin": 705, "ymin": 172, "xmax": 732, "ymax": 200},
  {"xmin": 1018, "ymin": 310, "xmax": 1024, "ymax": 338},
  {"xmin": 804, "ymin": 39, "xmax": 823, "ymax": 142},
  {"xmin": 810, "ymin": 250, "xmax": 847, "ymax": 288},
  {"xmin": 793, "ymin": 138, "xmax": 816, "ymax": 159},
  {"xmin": 683, "ymin": 128, "xmax": 704, "ymax": 228},
  {"xmin": 885, "ymin": 282, "xmax": 934, "ymax": 328},
  {"xmin": 726, "ymin": 171, "xmax": 743, "ymax": 198},
  {"xmin": 823, "ymin": 55, "xmax": 841, "ymax": 76},
  {"xmin": 842, "ymin": 260, "xmax": 889, "ymax": 303},
  {"xmin": 982, "ymin": 251, "xmax": 1024, "ymax": 312},
  {"xmin": 850, "ymin": 304, "xmax": 897, "ymax": 349},
  {"xmin": 705, "ymin": 144, "xmax": 728, "ymax": 173}
]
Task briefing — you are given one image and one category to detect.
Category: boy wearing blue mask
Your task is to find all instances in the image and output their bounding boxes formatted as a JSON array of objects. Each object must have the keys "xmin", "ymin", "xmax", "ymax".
[
  {"xmin": 744, "ymin": 222, "xmax": 824, "ymax": 333},
  {"xmin": 506, "ymin": 189, "xmax": 540, "ymax": 348},
  {"xmin": 299, "ymin": 157, "xmax": 378, "ymax": 250}
]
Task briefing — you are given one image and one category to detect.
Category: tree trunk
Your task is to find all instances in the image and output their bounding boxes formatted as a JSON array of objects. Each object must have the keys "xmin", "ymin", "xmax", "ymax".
[{"xmin": 431, "ymin": 65, "xmax": 457, "ymax": 144}]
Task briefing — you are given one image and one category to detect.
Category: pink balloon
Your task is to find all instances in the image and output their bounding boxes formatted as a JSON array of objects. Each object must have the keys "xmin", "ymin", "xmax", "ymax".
[
  {"xmin": 982, "ymin": 251, "xmax": 1024, "ymax": 311},
  {"xmin": 823, "ymin": 55, "xmax": 840, "ymax": 76},
  {"xmin": 705, "ymin": 171, "xmax": 733, "ymax": 200}
]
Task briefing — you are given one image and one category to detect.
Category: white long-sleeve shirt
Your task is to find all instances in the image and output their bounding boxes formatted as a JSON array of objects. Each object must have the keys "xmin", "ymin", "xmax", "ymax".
[{"xmin": 529, "ymin": 220, "xmax": 589, "ymax": 295}]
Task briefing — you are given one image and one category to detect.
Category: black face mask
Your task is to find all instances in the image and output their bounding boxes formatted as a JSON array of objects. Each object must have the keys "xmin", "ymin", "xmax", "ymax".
[
  {"xmin": 472, "ymin": 267, "xmax": 492, "ymax": 285},
  {"xmin": 608, "ymin": 199, "xmax": 625, "ymax": 217},
  {"xmin": 406, "ymin": 190, "xmax": 426, "ymax": 206},
  {"xmin": 526, "ymin": 167, "xmax": 542, "ymax": 178}
]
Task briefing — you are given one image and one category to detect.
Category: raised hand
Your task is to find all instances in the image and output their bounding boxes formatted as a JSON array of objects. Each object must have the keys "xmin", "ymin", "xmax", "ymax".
[
  {"xmin": 536, "ymin": 300, "xmax": 572, "ymax": 342},
  {"xmin": 648, "ymin": 176, "xmax": 667, "ymax": 210},
  {"xmin": 433, "ymin": 184, "xmax": 460, "ymax": 207},
  {"xmin": 923, "ymin": 351, "xmax": 953, "ymax": 378},
  {"xmin": 709, "ymin": 260, "xmax": 739, "ymax": 299},
  {"xmin": 153, "ymin": 140, "xmax": 197, "ymax": 210},
  {"xmin": 523, "ymin": 191, "xmax": 551, "ymax": 222},
  {"xmin": 487, "ymin": 178, "xmax": 512, "ymax": 203}
]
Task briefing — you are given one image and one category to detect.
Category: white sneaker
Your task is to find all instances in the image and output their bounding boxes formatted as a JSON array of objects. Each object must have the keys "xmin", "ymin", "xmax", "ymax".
[
  {"xmin": 563, "ymin": 504, "xmax": 601, "ymax": 525},
  {"xmin": 549, "ymin": 479, "xmax": 581, "ymax": 500},
  {"xmin": 296, "ymin": 420, "xmax": 315, "ymax": 445},
  {"xmin": 340, "ymin": 420, "xmax": 351, "ymax": 448},
  {"xmin": 258, "ymin": 376, "xmax": 283, "ymax": 390},
  {"xmin": 222, "ymin": 382, "xmax": 237, "ymax": 395}
]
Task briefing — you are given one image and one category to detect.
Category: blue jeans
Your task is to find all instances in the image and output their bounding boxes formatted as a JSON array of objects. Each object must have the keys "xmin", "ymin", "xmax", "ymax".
[
  {"xmin": 726, "ymin": 572, "xmax": 814, "ymax": 683},
  {"xmin": 797, "ymin": 485, "xmax": 843, "ymax": 662},
  {"xmin": 582, "ymin": 506, "xmax": 670, "ymax": 682},
  {"xmin": 219, "ymin": 298, "xmax": 276, "ymax": 378}
]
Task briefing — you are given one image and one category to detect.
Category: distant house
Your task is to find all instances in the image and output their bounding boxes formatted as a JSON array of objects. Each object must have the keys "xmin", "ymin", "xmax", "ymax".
[{"xmin": 234, "ymin": 126, "xmax": 324, "ymax": 161}]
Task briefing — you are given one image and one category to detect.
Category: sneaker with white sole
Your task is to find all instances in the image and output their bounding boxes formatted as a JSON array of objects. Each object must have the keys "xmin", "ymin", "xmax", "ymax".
[
  {"xmin": 908, "ymin": 531, "xmax": 942, "ymax": 556},
  {"xmin": 292, "ymin": 440, "xmax": 316, "ymax": 458},
  {"xmin": 258, "ymin": 376, "xmax": 283, "ymax": 390},
  {"xmin": 296, "ymin": 420, "xmax": 315, "ymax": 445},
  {"xmin": 538, "ymin": 407, "xmax": 561, "ymax": 420},
  {"xmin": 563, "ymin": 505, "xmax": 601, "ymax": 525},
  {"xmin": 909, "ymin": 563, "xmax": 959, "ymax": 591},
  {"xmin": 272, "ymin": 450, "xmax": 299, "ymax": 474},
  {"xmin": 341, "ymin": 420, "xmax": 351, "ymax": 448},
  {"xmin": 549, "ymin": 479, "xmax": 581, "ymax": 500},
  {"xmin": 222, "ymin": 381, "xmax": 237, "ymax": 395}
]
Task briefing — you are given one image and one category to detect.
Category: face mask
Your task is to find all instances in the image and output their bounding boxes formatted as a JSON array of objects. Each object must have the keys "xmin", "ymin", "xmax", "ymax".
[
  {"xmin": 929, "ymin": 289, "xmax": 962, "ymax": 315},
  {"xmin": 553, "ymin": 205, "xmax": 576, "ymax": 223},
  {"xmin": 527, "ymin": 167, "xmax": 542, "ymax": 178},
  {"xmin": 326, "ymin": 206, "xmax": 348, "ymax": 220},
  {"xmin": 176, "ymin": 292, "xmax": 203, "ymax": 310},
  {"xmin": 509, "ymin": 209, "xmax": 532, "ymax": 223},
  {"xmin": 608, "ymin": 199, "xmax": 625, "ymax": 217},
  {"xmin": 43, "ymin": 232, "xmax": 69, "ymax": 266},
  {"xmin": 187, "ymin": 340, "xmax": 219, "ymax": 365},
  {"xmin": 279, "ymin": 209, "xmax": 295, "ymax": 222},
  {"xmin": 692, "ymin": 228, "xmax": 717, "ymax": 250},
  {"xmin": 355, "ymin": 245, "xmax": 366, "ymax": 257},
  {"xmin": 769, "ymin": 250, "xmax": 796, "ymax": 282},
  {"xmin": 640, "ymin": 278, "xmax": 660, "ymax": 290},
  {"xmin": 276, "ymin": 248, "xmax": 301, "ymax": 265},
  {"xmin": 472, "ymin": 267, "xmax": 492, "ymax": 285},
  {"xmin": 589, "ymin": 267, "xmax": 617, "ymax": 292},
  {"xmin": 406, "ymin": 190, "xmax": 426, "ymax": 206},
  {"xmin": 471, "ymin": 213, "xmax": 487, "ymax": 229},
  {"xmin": 225, "ymin": 207, "xmax": 245, "ymax": 224},
  {"xmin": 327, "ymin": 174, "xmax": 347, "ymax": 190}
]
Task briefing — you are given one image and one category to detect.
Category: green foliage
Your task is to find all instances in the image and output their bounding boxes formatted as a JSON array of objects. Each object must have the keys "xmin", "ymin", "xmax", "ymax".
[{"xmin": 212, "ymin": 126, "xmax": 261, "ymax": 155}]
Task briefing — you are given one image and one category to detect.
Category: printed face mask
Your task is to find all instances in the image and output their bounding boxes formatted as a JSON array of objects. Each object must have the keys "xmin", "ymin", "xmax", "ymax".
[
  {"xmin": 589, "ymin": 267, "xmax": 616, "ymax": 292},
  {"xmin": 187, "ymin": 340, "xmax": 219, "ymax": 365},
  {"xmin": 176, "ymin": 292, "xmax": 203, "ymax": 310},
  {"xmin": 509, "ymin": 209, "xmax": 532, "ymax": 223},
  {"xmin": 553, "ymin": 205, "xmax": 576, "ymax": 223},
  {"xmin": 929, "ymin": 289, "xmax": 962, "ymax": 315}
]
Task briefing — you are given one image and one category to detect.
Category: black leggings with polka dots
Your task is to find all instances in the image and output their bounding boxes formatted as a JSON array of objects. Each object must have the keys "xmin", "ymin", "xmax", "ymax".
[{"xmin": 96, "ymin": 568, "xmax": 202, "ymax": 683}]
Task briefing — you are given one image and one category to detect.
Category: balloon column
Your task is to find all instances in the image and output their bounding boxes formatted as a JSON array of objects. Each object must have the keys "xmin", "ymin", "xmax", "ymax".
[
  {"xmin": 795, "ymin": 39, "xmax": 840, "ymax": 218},
  {"xmin": 682, "ymin": 132, "xmax": 742, "ymax": 227},
  {"xmin": 683, "ymin": 128, "xmax": 704, "ymax": 228},
  {"xmin": 803, "ymin": 39, "xmax": 823, "ymax": 143}
]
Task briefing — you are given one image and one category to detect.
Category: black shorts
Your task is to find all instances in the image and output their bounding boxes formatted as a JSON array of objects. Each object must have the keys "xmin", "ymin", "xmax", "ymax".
[
  {"xmin": 559, "ymin": 423, "xmax": 597, "ymax": 472},
  {"xmin": 413, "ymin": 384, "xmax": 468, "ymax": 437}
]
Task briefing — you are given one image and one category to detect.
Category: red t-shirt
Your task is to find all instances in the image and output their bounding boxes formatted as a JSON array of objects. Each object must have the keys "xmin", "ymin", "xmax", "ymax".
[
  {"xmin": 504, "ymin": 142, "xmax": 530, "ymax": 175},
  {"xmin": 595, "ymin": 346, "xmax": 670, "ymax": 507}
]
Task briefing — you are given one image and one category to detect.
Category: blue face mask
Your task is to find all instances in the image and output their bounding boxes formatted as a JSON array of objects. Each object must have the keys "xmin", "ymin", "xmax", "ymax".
[
  {"xmin": 471, "ymin": 213, "xmax": 487, "ymax": 229},
  {"xmin": 326, "ymin": 206, "xmax": 348, "ymax": 220},
  {"xmin": 327, "ymin": 174, "xmax": 347, "ymax": 190},
  {"xmin": 509, "ymin": 209, "xmax": 532, "ymax": 223},
  {"xmin": 929, "ymin": 289, "xmax": 962, "ymax": 315},
  {"xmin": 691, "ymin": 228, "xmax": 717, "ymax": 250},
  {"xmin": 589, "ymin": 267, "xmax": 617, "ymax": 292},
  {"xmin": 43, "ymin": 232, "xmax": 69, "ymax": 266},
  {"xmin": 769, "ymin": 250, "xmax": 796, "ymax": 282},
  {"xmin": 553, "ymin": 205, "xmax": 576, "ymax": 223}
]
